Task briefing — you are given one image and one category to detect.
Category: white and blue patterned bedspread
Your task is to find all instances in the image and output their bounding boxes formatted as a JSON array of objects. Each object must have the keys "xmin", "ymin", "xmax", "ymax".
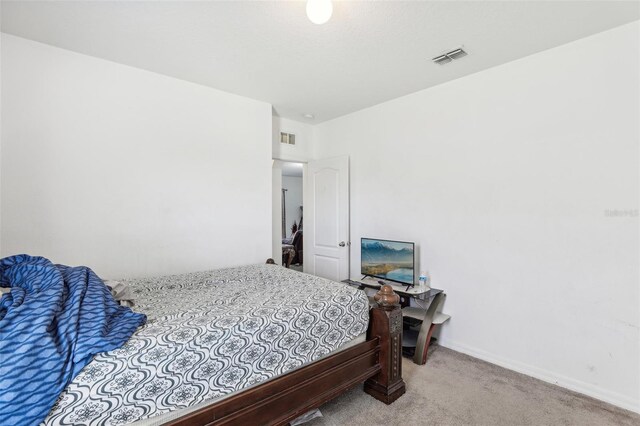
[
  {"xmin": 44, "ymin": 264, "xmax": 369, "ymax": 425},
  {"xmin": 0, "ymin": 255, "xmax": 146, "ymax": 426}
]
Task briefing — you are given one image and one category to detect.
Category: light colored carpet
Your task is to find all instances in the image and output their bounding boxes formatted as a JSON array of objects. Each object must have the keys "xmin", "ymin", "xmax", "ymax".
[{"xmin": 308, "ymin": 346, "xmax": 639, "ymax": 426}]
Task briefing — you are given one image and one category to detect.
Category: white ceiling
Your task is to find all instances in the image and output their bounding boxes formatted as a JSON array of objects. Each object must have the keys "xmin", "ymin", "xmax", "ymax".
[{"xmin": 2, "ymin": 1, "xmax": 638, "ymax": 123}]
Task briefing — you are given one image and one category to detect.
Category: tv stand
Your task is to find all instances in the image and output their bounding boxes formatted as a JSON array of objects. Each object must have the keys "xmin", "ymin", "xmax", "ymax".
[
  {"xmin": 361, "ymin": 275, "xmax": 415, "ymax": 292},
  {"xmin": 342, "ymin": 278, "xmax": 451, "ymax": 365},
  {"xmin": 344, "ymin": 277, "xmax": 432, "ymax": 306}
]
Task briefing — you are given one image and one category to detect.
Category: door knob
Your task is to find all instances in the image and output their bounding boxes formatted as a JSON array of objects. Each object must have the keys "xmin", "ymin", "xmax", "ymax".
[{"xmin": 339, "ymin": 241, "xmax": 346, "ymax": 247}]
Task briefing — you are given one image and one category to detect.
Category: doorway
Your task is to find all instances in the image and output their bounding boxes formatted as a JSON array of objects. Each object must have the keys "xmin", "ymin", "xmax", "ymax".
[
  {"xmin": 273, "ymin": 161, "xmax": 304, "ymax": 270},
  {"xmin": 272, "ymin": 156, "xmax": 350, "ymax": 281}
]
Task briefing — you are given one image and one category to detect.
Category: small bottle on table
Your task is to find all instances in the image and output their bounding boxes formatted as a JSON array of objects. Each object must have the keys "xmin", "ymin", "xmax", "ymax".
[{"xmin": 418, "ymin": 271, "xmax": 430, "ymax": 291}]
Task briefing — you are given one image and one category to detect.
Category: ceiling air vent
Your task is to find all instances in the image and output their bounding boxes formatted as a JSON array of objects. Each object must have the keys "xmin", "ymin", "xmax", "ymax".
[
  {"xmin": 432, "ymin": 47, "xmax": 468, "ymax": 65},
  {"xmin": 280, "ymin": 132, "xmax": 296, "ymax": 145}
]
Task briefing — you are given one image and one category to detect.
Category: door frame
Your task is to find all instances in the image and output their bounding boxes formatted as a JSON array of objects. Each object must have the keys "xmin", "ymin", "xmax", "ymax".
[{"xmin": 272, "ymin": 159, "xmax": 307, "ymax": 266}]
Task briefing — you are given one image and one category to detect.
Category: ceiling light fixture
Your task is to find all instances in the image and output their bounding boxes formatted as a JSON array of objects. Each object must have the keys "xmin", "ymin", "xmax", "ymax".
[
  {"xmin": 306, "ymin": 0, "xmax": 333, "ymax": 25},
  {"xmin": 303, "ymin": 113, "xmax": 315, "ymax": 119}
]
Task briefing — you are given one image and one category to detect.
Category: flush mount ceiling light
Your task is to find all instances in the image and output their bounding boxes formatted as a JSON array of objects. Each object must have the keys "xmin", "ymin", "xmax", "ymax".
[
  {"xmin": 306, "ymin": 0, "xmax": 333, "ymax": 25},
  {"xmin": 303, "ymin": 113, "xmax": 315, "ymax": 119}
]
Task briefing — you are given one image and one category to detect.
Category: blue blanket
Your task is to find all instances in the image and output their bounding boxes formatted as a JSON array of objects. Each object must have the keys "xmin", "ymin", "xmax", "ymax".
[{"xmin": 0, "ymin": 255, "xmax": 146, "ymax": 426}]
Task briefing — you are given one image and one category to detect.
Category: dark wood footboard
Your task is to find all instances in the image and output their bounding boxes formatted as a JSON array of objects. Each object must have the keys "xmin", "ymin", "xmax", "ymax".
[
  {"xmin": 364, "ymin": 285, "xmax": 407, "ymax": 404},
  {"xmin": 167, "ymin": 265, "xmax": 405, "ymax": 425}
]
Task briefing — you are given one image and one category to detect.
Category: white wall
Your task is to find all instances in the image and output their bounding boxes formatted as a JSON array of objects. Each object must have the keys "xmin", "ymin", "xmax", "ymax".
[
  {"xmin": 313, "ymin": 22, "xmax": 640, "ymax": 412},
  {"xmin": 0, "ymin": 6, "xmax": 3, "ymax": 256},
  {"xmin": 1, "ymin": 34, "xmax": 273, "ymax": 278},
  {"xmin": 272, "ymin": 116, "xmax": 313, "ymax": 162},
  {"xmin": 282, "ymin": 175, "xmax": 303, "ymax": 238}
]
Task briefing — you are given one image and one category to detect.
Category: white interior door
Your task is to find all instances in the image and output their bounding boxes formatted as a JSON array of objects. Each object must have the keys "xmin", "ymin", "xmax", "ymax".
[{"xmin": 304, "ymin": 156, "xmax": 349, "ymax": 281}]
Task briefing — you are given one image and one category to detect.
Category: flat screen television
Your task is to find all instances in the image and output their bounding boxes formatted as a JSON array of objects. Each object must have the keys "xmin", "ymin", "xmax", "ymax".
[{"xmin": 361, "ymin": 238, "xmax": 415, "ymax": 286}]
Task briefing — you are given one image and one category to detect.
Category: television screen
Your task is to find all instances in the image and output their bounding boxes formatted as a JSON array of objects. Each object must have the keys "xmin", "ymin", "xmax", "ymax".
[{"xmin": 361, "ymin": 238, "xmax": 415, "ymax": 285}]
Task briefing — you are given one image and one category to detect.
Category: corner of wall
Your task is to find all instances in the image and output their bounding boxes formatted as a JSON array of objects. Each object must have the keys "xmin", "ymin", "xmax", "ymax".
[{"xmin": 271, "ymin": 160, "xmax": 283, "ymax": 265}]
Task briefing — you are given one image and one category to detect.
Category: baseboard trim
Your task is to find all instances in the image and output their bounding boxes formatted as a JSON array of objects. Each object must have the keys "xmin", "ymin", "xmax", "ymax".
[{"xmin": 437, "ymin": 338, "xmax": 640, "ymax": 414}]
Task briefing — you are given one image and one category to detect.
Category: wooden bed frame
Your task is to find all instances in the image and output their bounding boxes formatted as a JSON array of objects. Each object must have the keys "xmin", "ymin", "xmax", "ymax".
[{"xmin": 166, "ymin": 261, "xmax": 406, "ymax": 426}]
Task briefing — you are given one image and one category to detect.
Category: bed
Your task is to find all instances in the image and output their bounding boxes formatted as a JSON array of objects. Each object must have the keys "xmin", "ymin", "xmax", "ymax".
[{"xmin": 7, "ymin": 260, "xmax": 405, "ymax": 425}]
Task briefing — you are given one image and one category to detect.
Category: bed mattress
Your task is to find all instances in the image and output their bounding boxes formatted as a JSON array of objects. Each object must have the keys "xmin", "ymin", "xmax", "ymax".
[{"xmin": 43, "ymin": 265, "xmax": 370, "ymax": 425}]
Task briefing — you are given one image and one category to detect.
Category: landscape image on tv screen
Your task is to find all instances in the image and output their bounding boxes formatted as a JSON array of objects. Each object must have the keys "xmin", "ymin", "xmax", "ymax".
[{"xmin": 361, "ymin": 238, "xmax": 414, "ymax": 285}]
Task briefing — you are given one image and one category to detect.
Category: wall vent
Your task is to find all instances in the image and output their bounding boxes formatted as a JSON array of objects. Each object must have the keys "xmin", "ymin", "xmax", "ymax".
[
  {"xmin": 280, "ymin": 132, "xmax": 296, "ymax": 145},
  {"xmin": 432, "ymin": 47, "xmax": 468, "ymax": 65}
]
